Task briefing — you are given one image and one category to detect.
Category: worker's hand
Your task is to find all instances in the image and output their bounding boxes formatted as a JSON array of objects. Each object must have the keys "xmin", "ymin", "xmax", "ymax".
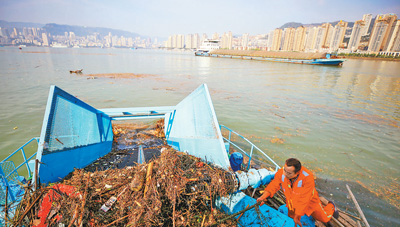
[
  {"xmin": 256, "ymin": 191, "xmax": 270, "ymax": 206},
  {"xmin": 293, "ymin": 214, "xmax": 303, "ymax": 227}
]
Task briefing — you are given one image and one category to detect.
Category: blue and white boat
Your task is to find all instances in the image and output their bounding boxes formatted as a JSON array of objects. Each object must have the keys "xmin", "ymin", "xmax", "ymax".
[
  {"xmin": 194, "ymin": 39, "xmax": 221, "ymax": 56},
  {"xmin": 1, "ymin": 84, "xmax": 318, "ymax": 226},
  {"xmin": 196, "ymin": 51, "xmax": 345, "ymax": 66}
]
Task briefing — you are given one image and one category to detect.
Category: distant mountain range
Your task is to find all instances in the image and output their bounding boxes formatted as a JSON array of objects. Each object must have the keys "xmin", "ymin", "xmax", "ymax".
[
  {"xmin": 0, "ymin": 20, "xmax": 141, "ymax": 38},
  {"xmin": 279, "ymin": 21, "xmax": 356, "ymax": 29}
]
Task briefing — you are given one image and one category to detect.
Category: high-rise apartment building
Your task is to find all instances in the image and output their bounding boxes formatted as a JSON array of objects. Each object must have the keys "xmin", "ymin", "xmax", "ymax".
[
  {"xmin": 282, "ymin": 27, "xmax": 295, "ymax": 51},
  {"xmin": 271, "ymin": 28, "xmax": 282, "ymax": 51},
  {"xmin": 228, "ymin": 31, "xmax": 233, "ymax": 49},
  {"xmin": 362, "ymin": 14, "xmax": 373, "ymax": 36},
  {"xmin": 193, "ymin": 33, "xmax": 200, "ymax": 49},
  {"xmin": 293, "ymin": 26, "xmax": 306, "ymax": 51},
  {"xmin": 348, "ymin": 20, "xmax": 365, "ymax": 51},
  {"xmin": 220, "ymin": 32, "xmax": 232, "ymax": 49},
  {"xmin": 185, "ymin": 34, "xmax": 193, "ymax": 49},
  {"xmin": 313, "ymin": 26, "xmax": 326, "ymax": 51},
  {"xmin": 386, "ymin": 20, "xmax": 400, "ymax": 52},
  {"xmin": 304, "ymin": 27, "xmax": 317, "ymax": 52},
  {"xmin": 368, "ymin": 14, "xmax": 398, "ymax": 52},
  {"xmin": 177, "ymin": 34, "xmax": 184, "ymax": 48},
  {"xmin": 212, "ymin": 32, "xmax": 219, "ymax": 40},
  {"xmin": 42, "ymin": 33, "xmax": 49, "ymax": 46},
  {"xmin": 267, "ymin": 30, "xmax": 274, "ymax": 50},
  {"xmin": 242, "ymin": 33, "xmax": 249, "ymax": 48},
  {"xmin": 69, "ymin": 32, "xmax": 76, "ymax": 41},
  {"xmin": 322, "ymin": 23, "xmax": 334, "ymax": 49},
  {"xmin": 330, "ymin": 21, "xmax": 348, "ymax": 50}
]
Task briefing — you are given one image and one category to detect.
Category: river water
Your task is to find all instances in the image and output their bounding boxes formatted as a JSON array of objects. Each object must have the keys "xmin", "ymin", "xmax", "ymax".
[{"xmin": 0, "ymin": 47, "xmax": 399, "ymax": 226}]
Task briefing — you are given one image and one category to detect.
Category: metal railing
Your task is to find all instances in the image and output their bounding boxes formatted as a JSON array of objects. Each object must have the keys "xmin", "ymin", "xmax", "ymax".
[
  {"xmin": 0, "ymin": 137, "xmax": 39, "ymax": 203},
  {"xmin": 220, "ymin": 125, "xmax": 280, "ymax": 172}
]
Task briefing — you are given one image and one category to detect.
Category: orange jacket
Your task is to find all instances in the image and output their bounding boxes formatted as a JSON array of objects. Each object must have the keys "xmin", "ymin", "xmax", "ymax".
[{"xmin": 265, "ymin": 166, "xmax": 320, "ymax": 217}]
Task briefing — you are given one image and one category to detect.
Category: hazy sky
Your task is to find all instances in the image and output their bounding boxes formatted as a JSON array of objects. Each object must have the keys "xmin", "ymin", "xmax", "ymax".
[{"xmin": 1, "ymin": 0, "xmax": 399, "ymax": 38}]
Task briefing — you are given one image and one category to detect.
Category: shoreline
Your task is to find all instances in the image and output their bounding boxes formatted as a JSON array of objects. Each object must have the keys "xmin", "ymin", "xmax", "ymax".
[{"xmin": 341, "ymin": 56, "xmax": 400, "ymax": 61}]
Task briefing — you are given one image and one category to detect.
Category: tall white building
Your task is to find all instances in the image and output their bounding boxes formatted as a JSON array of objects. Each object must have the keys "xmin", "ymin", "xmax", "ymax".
[
  {"xmin": 304, "ymin": 27, "xmax": 317, "ymax": 52},
  {"xmin": 220, "ymin": 31, "xmax": 232, "ymax": 49},
  {"xmin": 193, "ymin": 33, "xmax": 200, "ymax": 49},
  {"xmin": 242, "ymin": 33, "xmax": 249, "ymax": 48},
  {"xmin": 368, "ymin": 14, "xmax": 398, "ymax": 52},
  {"xmin": 185, "ymin": 34, "xmax": 193, "ymax": 49},
  {"xmin": 386, "ymin": 20, "xmax": 400, "ymax": 52},
  {"xmin": 267, "ymin": 30, "xmax": 274, "ymax": 50},
  {"xmin": 362, "ymin": 14, "xmax": 373, "ymax": 36},
  {"xmin": 330, "ymin": 21, "xmax": 348, "ymax": 51},
  {"xmin": 313, "ymin": 26, "xmax": 326, "ymax": 51},
  {"xmin": 177, "ymin": 34, "xmax": 184, "ymax": 48},
  {"xmin": 293, "ymin": 26, "xmax": 306, "ymax": 51},
  {"xmin": 212, "ymin": 32, "xmax": 219, "ymax": 40},
  {"xmin": 42, "ymin": 33, "xmax": 49, "ymax": 46},
  {"xmin": 271, "ymin": 28, "xmax": 282, "ymax": 51},
  {"xmin": 348, "ymin": 20, "xmax": 365, "ymax": 51},
  {"xmin": 282, "ymin": 27, "xmax": 295, "ymax": 51}
]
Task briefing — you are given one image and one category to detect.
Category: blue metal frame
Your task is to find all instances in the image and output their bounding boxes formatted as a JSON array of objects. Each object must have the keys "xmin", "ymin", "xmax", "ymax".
[
  {"xmin": 220, "ymin": 125, "xmax": 280, "ymax": 172},
  {"xmin": 36, "ymin": 86, "xmax": 114, "ymax": 183},
  {"xmin": 100, "ymin": 106, "xmax": 174, "ymax": 121},
  {"xmin": 1, "ymin": 137, "xmax": 39, "ymax": 179},
  {"xmin": 0, "ymin": 137, "xmax": 39, "ymax": 203}
]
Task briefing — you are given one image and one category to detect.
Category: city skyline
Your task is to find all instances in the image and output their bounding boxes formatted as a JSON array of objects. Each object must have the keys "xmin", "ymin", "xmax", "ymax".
[{"xmin": 1, "ymin": 0, "xmax": 400, "ymax": 38}]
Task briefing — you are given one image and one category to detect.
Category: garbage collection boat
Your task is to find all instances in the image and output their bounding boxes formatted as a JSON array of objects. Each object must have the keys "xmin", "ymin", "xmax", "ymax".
[{"xmin": 1, "ymin": 84, "xmax": 343, "ymax": 226}]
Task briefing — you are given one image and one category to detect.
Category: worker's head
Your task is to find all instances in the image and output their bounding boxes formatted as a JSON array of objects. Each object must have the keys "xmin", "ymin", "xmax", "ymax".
[{"xmin": 284, "ymin": 158, "xmax": 301, "ymax": 179}]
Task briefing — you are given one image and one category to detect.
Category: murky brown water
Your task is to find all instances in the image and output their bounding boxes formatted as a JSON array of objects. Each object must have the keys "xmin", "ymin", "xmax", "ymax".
[{"xmin": 0, "ymin": 47, "xmax": 399, "ymax": 226}]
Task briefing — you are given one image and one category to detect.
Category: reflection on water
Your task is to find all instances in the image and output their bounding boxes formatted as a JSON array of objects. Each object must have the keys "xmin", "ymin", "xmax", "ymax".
[{"xmin": 0, "ymin": 47, "xmax": 399, "ymax": 226}]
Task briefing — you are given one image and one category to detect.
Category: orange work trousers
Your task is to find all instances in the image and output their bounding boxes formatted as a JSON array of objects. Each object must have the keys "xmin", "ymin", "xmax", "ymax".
[{"xmin": 310, "ymin": 202, "xmax": 335, "ymax": 223}]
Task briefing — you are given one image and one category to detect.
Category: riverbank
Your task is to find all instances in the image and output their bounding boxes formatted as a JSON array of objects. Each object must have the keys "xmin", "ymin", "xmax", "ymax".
[{"xmin": 340, "ymin": 55, "xmax": 400, "ymax": 61}]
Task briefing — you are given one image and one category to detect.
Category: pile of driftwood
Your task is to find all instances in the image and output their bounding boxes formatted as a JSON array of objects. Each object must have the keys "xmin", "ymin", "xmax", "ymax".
[
  {"xmin": 11, "ymin": 148, "xmax": 238, "ymax": 226},
  {"xmin": 210, "ymin": 50, "xmax": 327, "ymax": 60}
]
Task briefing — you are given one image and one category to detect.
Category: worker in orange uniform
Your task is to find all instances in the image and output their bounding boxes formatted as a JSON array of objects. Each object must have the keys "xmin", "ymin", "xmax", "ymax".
[{"xmin": 257, "ymin": 158, "xmax": 338, "ymax": 227}]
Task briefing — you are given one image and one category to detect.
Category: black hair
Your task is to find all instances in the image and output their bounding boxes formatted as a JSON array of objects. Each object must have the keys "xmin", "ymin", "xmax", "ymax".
[{"xmin": 285, "ymin": 158, "xmax": 301, "ymax": 173}]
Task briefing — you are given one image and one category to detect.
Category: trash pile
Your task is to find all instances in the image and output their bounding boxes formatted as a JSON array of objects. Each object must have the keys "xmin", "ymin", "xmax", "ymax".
[{"xmin": 11, "ymin": 121, "xmax": 239, "ymax": 227}]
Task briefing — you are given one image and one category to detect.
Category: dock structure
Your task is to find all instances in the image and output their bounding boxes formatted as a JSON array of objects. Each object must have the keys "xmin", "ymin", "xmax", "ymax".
[{"xmin": 210, "ymin": 49, "xmax": 327, "ymax": 60}]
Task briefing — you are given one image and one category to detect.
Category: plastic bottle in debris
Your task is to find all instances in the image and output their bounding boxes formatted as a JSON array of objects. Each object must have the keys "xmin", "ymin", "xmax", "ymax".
[{"xmin": 100, "ymin": 196, "xmax": 117, "ymax": 212}]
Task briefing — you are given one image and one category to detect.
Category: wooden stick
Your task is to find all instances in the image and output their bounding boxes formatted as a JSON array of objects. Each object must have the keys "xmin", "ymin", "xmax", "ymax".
[
  {"xmin": 211, "ymin": 201, "xmax": 261, "ymax": 226},
  {"xmin": 346, "ymin": 184, "xmax": 370, "ymax": 227},
  {"xmin": 103, "ymin": 214, "xmax": 130, "ymax": 227},
  {"xmin": 331, "ymin": 217, "xmax": 346, "ymax": 227},
  {"xmin": 201, "ymin": 214, "xmax": 206, "ymax": 227},
  {"xmin": 68, "ymin": 204, "xmax": 80, "ymax": 227},
  {"xmin": 35, "ymin": 159, "xmax": 39, "ymax": 191},
  {"xmin": 237, "ymin": 205, "xmax": 249, "ymax": 221},
  {"xmin": 144, "ymin": 162, "xmax": 154, "ymax": 195},
  {"xmin": 5, "ymin": 187, "xmax": 8, "ymax": 225},
  {"xmin": 15, "ymin": 190, "xmax": 45, "ymax": 226},
  {"xmin": 342, "ymin": 210, "xmax": 362, "ymax": 221},
  {"xmin": 78, "ymin": 173, "xmax": 91, "ymax": 226}
]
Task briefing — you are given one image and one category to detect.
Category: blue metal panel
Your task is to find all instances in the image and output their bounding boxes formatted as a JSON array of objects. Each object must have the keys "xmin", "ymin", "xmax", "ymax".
[
  {"xmin": 165, "ymin": 84, "xmax": 230, "ymax": 169},
  {"xmin": 99, "ymin": 106, "xmax": 174, "ymax": 121},
  {"xmin": 215, "ymin": 192, "xmax": 315, "ymax": 227},
  {"xmin": 36, "ymin": 86, "xmax": 113, "ymax": 183}
]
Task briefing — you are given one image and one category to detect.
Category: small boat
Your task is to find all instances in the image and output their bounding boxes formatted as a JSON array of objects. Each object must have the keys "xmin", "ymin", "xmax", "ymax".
[
  {"xmin": 69, "ymin": 69, "xmax": 83, "ymax": 74},
  {"xmin": 51, "ymin": 43, "xmax": 68, "ymax": 48},
  {"xmin": 195, "ymin": 39, "xmax": 221, "ymax": 56}
]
